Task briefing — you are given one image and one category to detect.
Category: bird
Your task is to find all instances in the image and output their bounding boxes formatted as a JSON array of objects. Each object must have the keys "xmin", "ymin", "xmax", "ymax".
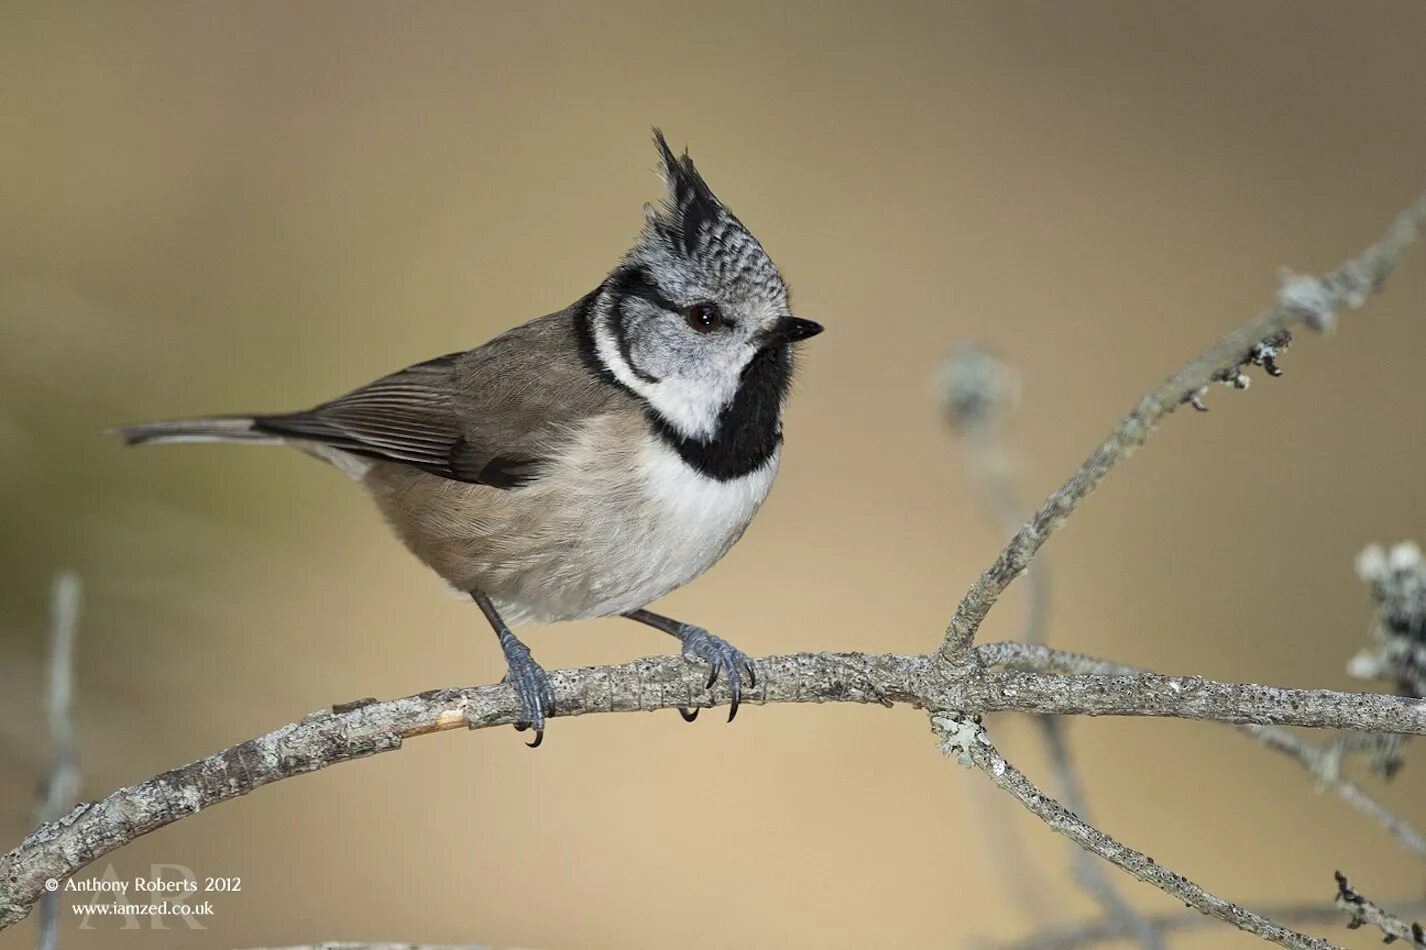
[{"xmin": 116, "ymin": 130, "xmax": 823, "ymax": 746}]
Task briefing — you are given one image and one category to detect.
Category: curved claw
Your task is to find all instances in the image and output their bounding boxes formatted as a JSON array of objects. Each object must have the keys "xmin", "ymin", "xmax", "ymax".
[
  {"xmin": 677, "ymin": 625, "xmax": 753, "ymax": 725},
  {"xmin": 679, "ymin": 706, "xmax": 700, "ymax": 722},
  {"xmin": 500, "ymin": 639, "xmax": 555, "ymax": 747}
]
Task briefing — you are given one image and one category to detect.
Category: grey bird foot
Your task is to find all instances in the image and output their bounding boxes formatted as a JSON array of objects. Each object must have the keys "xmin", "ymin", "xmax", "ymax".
[
  {"xmin": 678, "ymin": 626, "xmax": 756, "ymax": 723},
  {"xmin": 498, "ymin": 635, "xmax": 556, "ymax": 748}
]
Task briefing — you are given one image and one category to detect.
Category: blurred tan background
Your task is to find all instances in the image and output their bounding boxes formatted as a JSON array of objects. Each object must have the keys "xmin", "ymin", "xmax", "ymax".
[{"xmin": 4, "ymin": 1, "xmax": 1426, "ymax": 947}]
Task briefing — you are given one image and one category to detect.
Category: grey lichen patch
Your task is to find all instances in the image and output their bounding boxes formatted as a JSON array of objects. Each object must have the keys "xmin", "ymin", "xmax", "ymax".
[
  {"xmin": 1186, "ymin": 329, "xmax": 1292, "ymax": 411},
  {"xmin": 1351, "ymin": 542, "xmax": 1426, "ymax": 699},
  {"xmin": 1279, "ymin": 271, "xmax": 1338, "ymax": 334},
  {"xmin": 930, "ymin": 712, "xmax": 990, "ymax": 768}
]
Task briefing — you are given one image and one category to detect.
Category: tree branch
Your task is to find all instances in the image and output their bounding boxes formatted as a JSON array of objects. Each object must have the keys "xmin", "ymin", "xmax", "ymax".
[
  {"xmin": 4, "ymin": 649, "xmax": 1425, "ymax": 930},
  {"xmin": 939, "ymin": 189, "xmax": 1426, "ymax": 664}
]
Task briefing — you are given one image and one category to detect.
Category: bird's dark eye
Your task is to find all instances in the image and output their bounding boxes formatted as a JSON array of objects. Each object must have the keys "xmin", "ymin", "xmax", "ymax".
[{"xmin": 685, "ymin": 302, "xmax": 723, "ymax": 333}]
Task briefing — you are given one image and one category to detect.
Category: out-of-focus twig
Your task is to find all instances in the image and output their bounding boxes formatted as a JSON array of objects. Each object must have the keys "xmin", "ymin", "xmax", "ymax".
[
  {"xmin": 36, "ymin": 571, "xmax": 81, "ymax": 950},
  {"xmin": 1334, "ymin": 871, "xmax": 1425, "ymax": 947},
  {"xmin": 939, "ymin": 190, "xmax": 1426, "ymax": 665},
  {"xmin": 935, "ymin": 717, "xmax": 1337, "ymax": 950},
  {"xmin": 1243, "ymin": 725, "xmax": 1426, "ymax": 861},
  {"xmin": 941, "ymin": 347, "xmax": 1161, "ymax": 947}
]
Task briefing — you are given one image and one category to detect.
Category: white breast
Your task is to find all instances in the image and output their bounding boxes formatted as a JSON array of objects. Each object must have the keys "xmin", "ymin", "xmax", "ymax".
[
  {"xmin": 570, "ymin": 434, "xmax": 777, "ymax": 616},
  {"xmin": 639, "ymin": 434, "xmax": 778, "ymax": 562}
]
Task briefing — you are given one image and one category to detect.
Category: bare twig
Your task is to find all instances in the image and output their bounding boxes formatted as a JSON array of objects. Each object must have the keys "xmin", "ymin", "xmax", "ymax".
[
  {"xmin": 3, "ymin": 649, "xmax": 1425, "ymax": 930},
  {"xmin": 936, "ymin": 717, "xmax": 1339, "ymax": 949},
  {"xmin": 36, "ymin": 571, "xmax": 81, "ymax": 950},
  {"xmin": 940, "ymin": 190, "xmax": 1426, "ymax": 664},
  {"xmin": 1335, "ymin": 871, "xmax": 1426, "ymax": 947}
]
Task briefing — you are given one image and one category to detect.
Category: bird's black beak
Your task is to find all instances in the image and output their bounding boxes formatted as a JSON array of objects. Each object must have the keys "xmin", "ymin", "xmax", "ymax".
[{"xmin": 770, "ymin": 316, "xmax": 824, "ymax": 343}]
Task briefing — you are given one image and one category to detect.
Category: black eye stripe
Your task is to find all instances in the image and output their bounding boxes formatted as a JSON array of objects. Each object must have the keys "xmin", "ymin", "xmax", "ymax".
[
  {"xmin": 607, "ymin": 265, "xmax": 681, "ymax": 315},
  {"xmin": 607, "ymin": 294, "xmax": 660, "ymax": 384}
]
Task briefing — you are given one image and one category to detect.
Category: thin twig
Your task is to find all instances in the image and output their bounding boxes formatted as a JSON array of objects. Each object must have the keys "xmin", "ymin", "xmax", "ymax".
[
  {"xmin": 1334, "ymin": 871, "xmax": 1425, "ymax": 947},
  {"xmin": 36, "ymin": 572, "xmax": 81, "ymax": 950},
  {"xmin": 937, "ymin": 718, "xmax": 1338, "ymax": 950},
  {"xmin": 940, "ymin": 189, "xmax": 1426, "ymax": 664},
  {"xmin": 4, "ymin": 649, "xmax": 1426, "ymax": 930}
]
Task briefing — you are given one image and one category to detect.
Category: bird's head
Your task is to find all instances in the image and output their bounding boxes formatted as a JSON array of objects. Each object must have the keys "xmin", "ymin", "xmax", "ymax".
[{"xmin": 590, "ymin": 130, "xmax": 822, "ymax": 442}]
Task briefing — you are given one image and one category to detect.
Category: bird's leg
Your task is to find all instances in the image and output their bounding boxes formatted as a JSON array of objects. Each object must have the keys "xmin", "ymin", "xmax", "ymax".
[
  {"xmin": 471, "ymin": 592, "xmax": 555, "ymax": 747},
  {"xmin": 623, "ymin": 608, "xmax": 755, "ymax": 722}
]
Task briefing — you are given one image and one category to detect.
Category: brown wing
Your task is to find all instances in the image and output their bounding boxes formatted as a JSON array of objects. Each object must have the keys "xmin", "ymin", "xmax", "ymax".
[{"xmin": 253, "ymin": 304, "xmax": 629, "ymax": 487}]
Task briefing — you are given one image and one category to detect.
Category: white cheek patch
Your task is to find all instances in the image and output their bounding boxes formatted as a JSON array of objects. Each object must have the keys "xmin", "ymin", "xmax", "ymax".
[{"xmin": 592, "ymin": 312, "xmax": 751, "ymax": 441}]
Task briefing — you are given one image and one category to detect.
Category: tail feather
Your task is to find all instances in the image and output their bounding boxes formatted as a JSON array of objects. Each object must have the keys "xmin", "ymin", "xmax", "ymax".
[{"xmin": 112, "ymin": 416, "xmax": 282, "ymax": 447}]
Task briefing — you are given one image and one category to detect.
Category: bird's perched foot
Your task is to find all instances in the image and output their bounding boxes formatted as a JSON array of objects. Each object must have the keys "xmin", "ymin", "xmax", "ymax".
[
  {"xmin": 473, "ymin": 591, "xmax": 555, "ymax": 747},
  {"xmin": 675, "ymin": 625, "xmax": 756, "ymax": 722},
  {"xmin": 497, "ymin": 632, "xmax": 556, "ymax": 747},
  {"xmin": 622, "ymin": 608, "xmax": 757, "ymax": 722}
]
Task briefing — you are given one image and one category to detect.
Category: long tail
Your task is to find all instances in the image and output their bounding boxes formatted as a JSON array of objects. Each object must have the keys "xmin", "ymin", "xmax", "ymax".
[{"xmin": 112, "ymin": 416, "xmax": 284, "ymax": 447}]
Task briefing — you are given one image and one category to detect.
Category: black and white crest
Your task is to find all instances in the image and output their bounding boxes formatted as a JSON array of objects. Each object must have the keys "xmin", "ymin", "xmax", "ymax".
[
  {"xmin": 651, "ymin": 129, "xmax": 727, "ymax": 256},
  {"xmin": 644, "ymin": 129, "xmax": 788, "ymax": 302}
]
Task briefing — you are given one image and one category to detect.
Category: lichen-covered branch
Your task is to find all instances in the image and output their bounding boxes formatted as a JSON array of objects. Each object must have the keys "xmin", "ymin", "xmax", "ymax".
[
  {"xmin": 4, "ymin": 648, "xmax": 1426, "ymax": 930},
  {"xmin": 1334, "ymin": 871, "xmax": 1426, "ymax": 947},
  {"xmin": 939, "ymin": 189, "xmax": 1426, "ymax": 664}
]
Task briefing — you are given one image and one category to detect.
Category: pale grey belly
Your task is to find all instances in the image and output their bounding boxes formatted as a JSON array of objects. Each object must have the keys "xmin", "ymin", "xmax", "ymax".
[{"xmin": 362, "ymin": 437, "xmax": 779, "ymax": 624}]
